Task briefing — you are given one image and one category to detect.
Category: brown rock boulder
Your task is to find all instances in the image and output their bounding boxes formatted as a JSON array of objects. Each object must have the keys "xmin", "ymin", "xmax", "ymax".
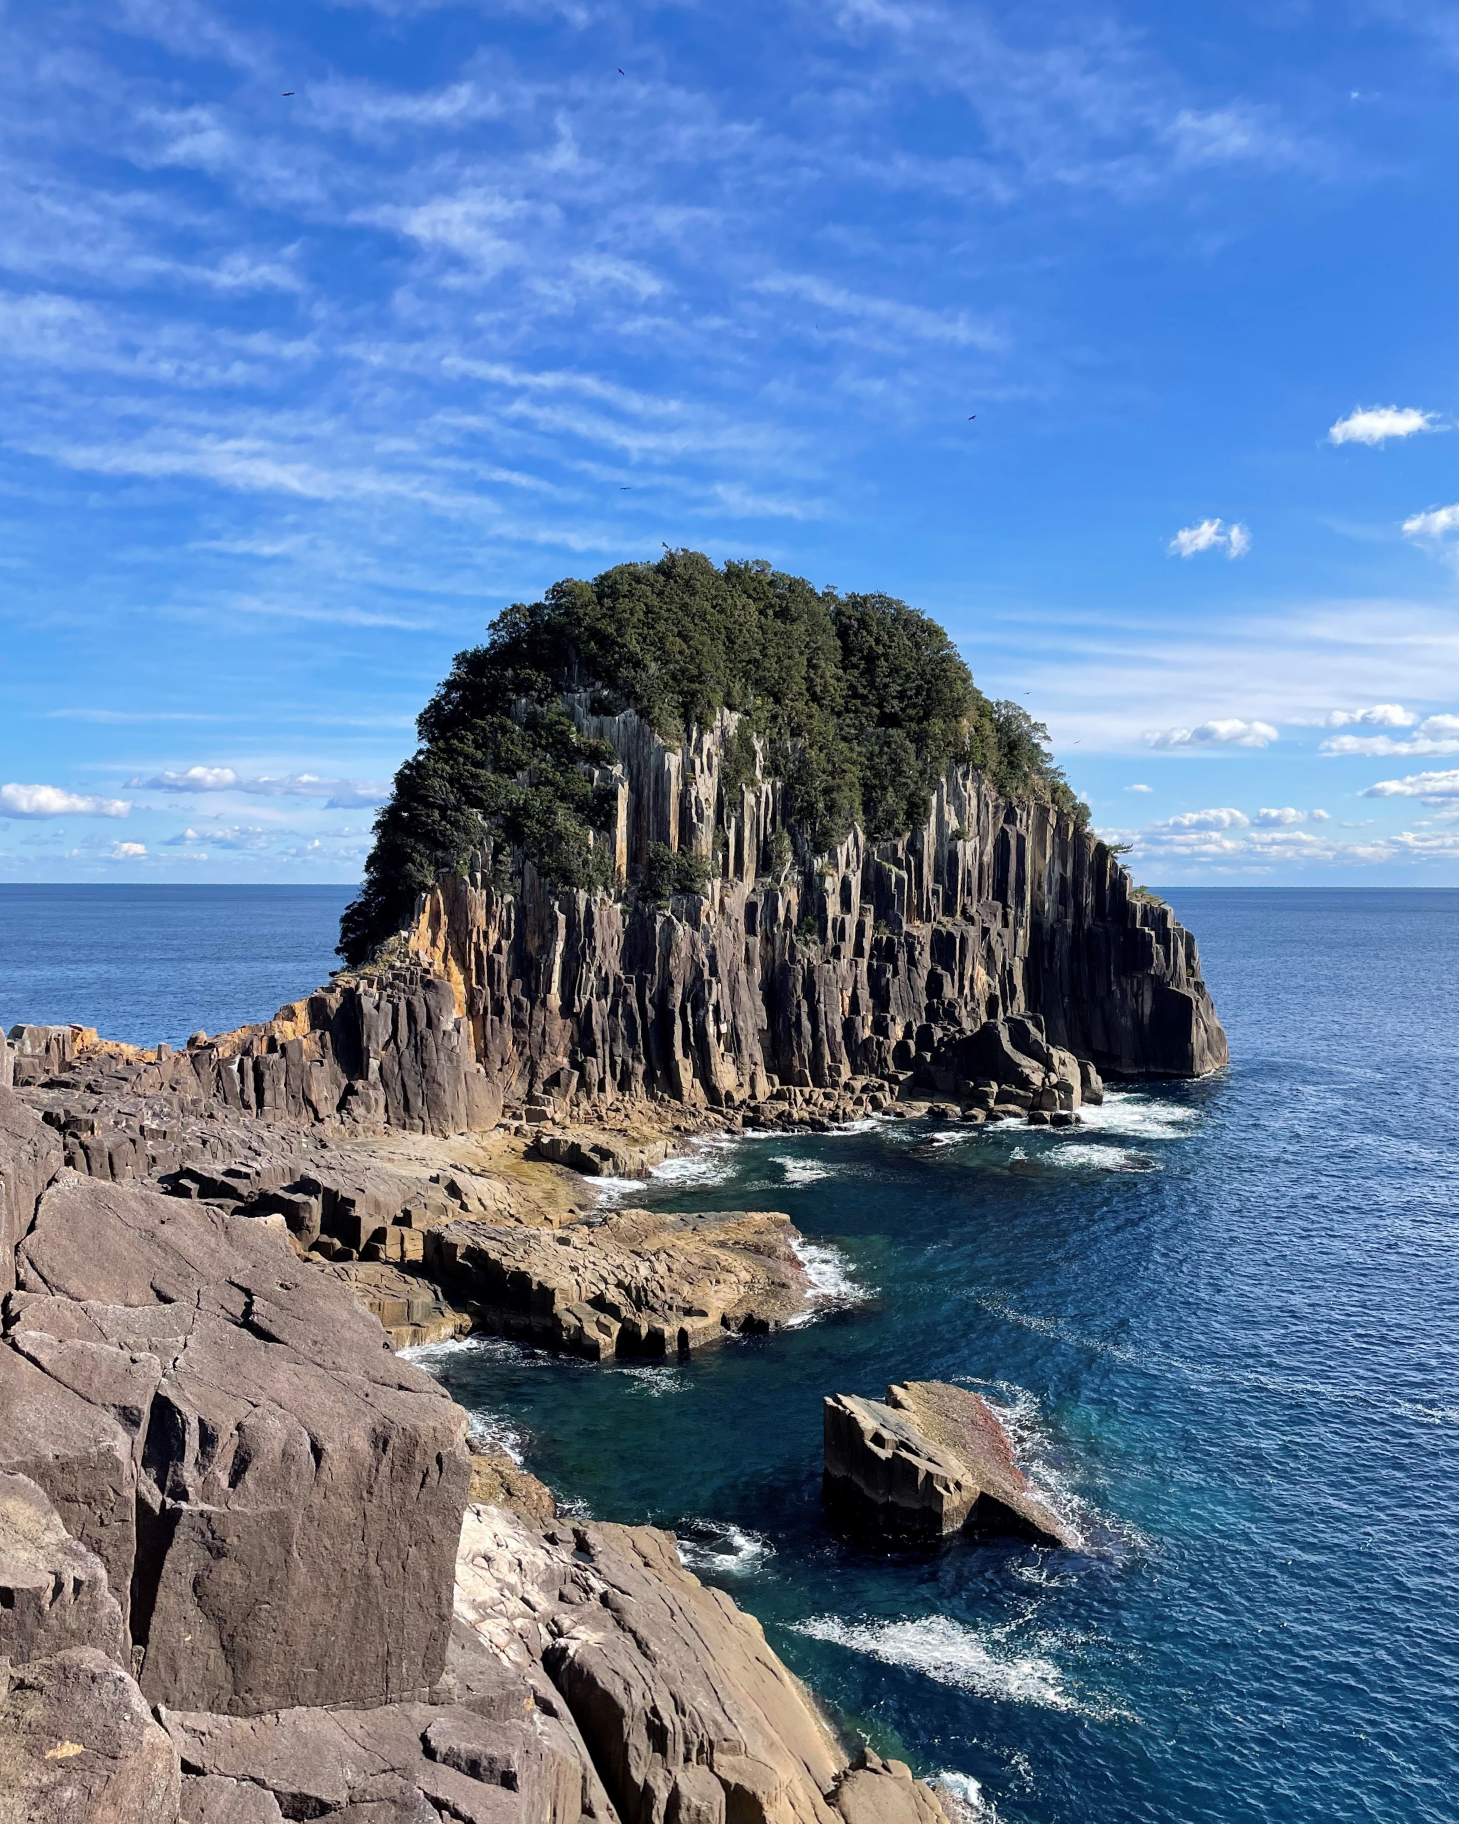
[
  {"xmin": 832, "ymin": 1752, "xmax": 948, "ymax": 1824},
  {"xmin": 823, "ymin": 1381, "xmax": 1075, "ymax": 1548},
  {"xmin": 0, "ymin": 1647, "xmax": 181, "ymax": 1824},
  {"xmin": 0, "ymin": 1473, "xmax": 125, "ymax": 1667}
]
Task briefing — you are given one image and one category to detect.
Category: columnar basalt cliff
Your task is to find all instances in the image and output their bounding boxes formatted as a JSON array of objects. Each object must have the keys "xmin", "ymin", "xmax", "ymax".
[{"xmin": 398, "ymin": 698, "xmax": 1225, "ymax": 1123}]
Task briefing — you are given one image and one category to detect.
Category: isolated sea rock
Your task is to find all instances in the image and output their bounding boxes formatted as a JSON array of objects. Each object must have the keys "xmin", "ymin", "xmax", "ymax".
[
  {"xmin": 4, "ymin": 1171, "xmax": 472, "ymax": 1716},
  {"xmin": 823, "ymin": 1381, "xmax": 1075, "ymax": 1547},
  {"xmin": 427, "ymin": 1206, "xmax": 809, "ymax": 1358},
  {"xmin": 0, "ymin": 1647, "xmax": 182, "ymax": 1824}
]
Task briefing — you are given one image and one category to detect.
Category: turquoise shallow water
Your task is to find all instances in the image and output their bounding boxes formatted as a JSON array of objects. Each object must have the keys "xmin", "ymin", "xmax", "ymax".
[{"xmin": 5, "ymin": 885, "xmax": 1457, "ymax": 1821}]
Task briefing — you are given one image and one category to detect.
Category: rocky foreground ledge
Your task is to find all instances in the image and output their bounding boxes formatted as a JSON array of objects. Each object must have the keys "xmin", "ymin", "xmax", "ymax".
[{"xmin": 0, "ymin": 1083, "xmax": 957, "ymax": 1824}]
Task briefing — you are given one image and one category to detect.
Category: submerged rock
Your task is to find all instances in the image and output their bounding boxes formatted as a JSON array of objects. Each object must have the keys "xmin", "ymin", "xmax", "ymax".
[{"xmin": 823, "ymin": 1380, "xmax": 1075, "ymax": 1548}]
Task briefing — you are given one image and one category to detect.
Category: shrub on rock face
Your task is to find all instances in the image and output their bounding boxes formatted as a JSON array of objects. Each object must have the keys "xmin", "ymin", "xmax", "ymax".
[{"xmin": 339, "ymin": 550, "xmax": 1087, "ymax": 964}]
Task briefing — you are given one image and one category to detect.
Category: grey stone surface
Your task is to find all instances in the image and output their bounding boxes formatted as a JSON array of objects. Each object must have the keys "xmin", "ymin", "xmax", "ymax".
[{"xmin": 0, "ymin": 1647, "xmax": 181, "ymax": 1824}]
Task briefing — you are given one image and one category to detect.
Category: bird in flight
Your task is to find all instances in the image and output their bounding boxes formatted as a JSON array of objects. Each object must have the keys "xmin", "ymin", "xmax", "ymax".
[
  {"xmin": 282, "ymin": 91, "xmax": 295, "ymax": 97},
  {"xmin": 968, "ymin": 414, "xmax": 976, "ymax": 420},
  {"xmin": 618, "ymin": 68, "xmax": 625, "ymax": 75},
  {"xmin": 620, "ymin": 486, "xmax": 632, "ymax": 490}
]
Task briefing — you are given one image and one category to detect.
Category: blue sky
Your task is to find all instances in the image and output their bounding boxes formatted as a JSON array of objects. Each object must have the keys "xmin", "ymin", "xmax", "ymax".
[{"xmin": 4, "ymin": 0, "xmax": 1459, "ymax": 886}]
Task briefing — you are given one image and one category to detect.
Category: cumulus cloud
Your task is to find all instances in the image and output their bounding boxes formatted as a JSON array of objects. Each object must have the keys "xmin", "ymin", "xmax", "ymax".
[
  {"xmin": 127, "ymin": 768, "xmax": 387, "ymax": 808},
  {"xmin": 162, "ymin": 824, "xmax": 274, "ymax": 850},
  {"xmin": 0, "ymin": 782, "xmax": 131, "ymax": 818},
  {"xmin": 1169, "ymin": 518, "xmax": 1251, "ymax": 559},
  {"xmin": 1402, "ymin": 503, "xmax": 1459, "ymax": 539},
  {"xmin": 1254, "ymin": 806, "xmax": 1305, "ymax": 826},
  {"xmin": 1320, "ymin": 714, "xmax": 1459, "ymax": 757},
  {"xmin": 1328, "ymin": 406, "xmax": 1440, "ymax": 446},
  {"xmin": 109, "ymin": 841, "xmax": 147, "ymax": 859},
  {"xmin": 1148, "ymin": 807, "xmax": 1249, "ymax": 831},
  {"xmin": 1323, "ymin": 704, "xmax": 1414, "ymax": 729},
  {"xmin": 1125, "ymin": 783, "xmax": 1153, "ymax": 793},
  {"xmin": 1361, "ymin": 768, "xmax": 1459, "ymax": 802},
  {"xmin": 1311, "ymin": 808, "xmax": 1331, "ymax": 821},
  {"xmin": 1146, "ymin": 718, "xmax": 1279, "ymax": 749}
]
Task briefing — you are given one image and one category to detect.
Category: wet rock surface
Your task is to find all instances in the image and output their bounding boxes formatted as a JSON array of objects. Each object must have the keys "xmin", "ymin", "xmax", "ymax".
[{"xmin": 823, "ymin": 1380, "xmax": 1075, "ymax": 1548}]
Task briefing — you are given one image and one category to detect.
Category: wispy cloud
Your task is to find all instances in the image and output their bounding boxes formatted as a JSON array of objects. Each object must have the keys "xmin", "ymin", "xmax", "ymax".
[
  {"xmin": 1328, "ymin": 405, "xmax": 1441, "ymax": 446},
  {"xmin": 1402, "ymin": 503, "xmax": 1459, "ymax": 539},
  {"xmin": 0, "ymin": 783, "xmax": 132, "ymax": 818},
  {"xmin": 1146, "ymin": 718, "xmax": 1278, "ymax": 748},
  {"xmin": 1361, "ymin": 768, "xmax": 1459, "ymax": 802},
  {"xmin": 1168, "ymin": 518, "xmax": 1250, "ymax": 559},
  {"xmin": 1147, "ymin": 806, "xmax": 1249, "ymax": 831},
  {"xmin": 127, "ymin": 767, "xmax": 388, "ymax": 807},
  {"xmin": 1322, "ymin": 703, "xmax": 1414, "ymax": 728},
  {"xmin": 1320, "ymin": 714, "xmax": 1459, "ymax": 757}
]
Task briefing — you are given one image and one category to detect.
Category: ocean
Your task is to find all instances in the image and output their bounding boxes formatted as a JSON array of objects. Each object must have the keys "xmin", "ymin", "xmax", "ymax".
[{"xmin": 4, "ymin": 885, "xmax": 1456, "ymax": 1824}]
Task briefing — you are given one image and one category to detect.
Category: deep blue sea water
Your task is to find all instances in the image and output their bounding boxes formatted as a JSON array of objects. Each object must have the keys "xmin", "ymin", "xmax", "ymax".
[
  {"xmin": 4, "ymin": 885, "xmax": 1457, "ymax": 1822},
  {"xmin": 0, "ymin": 884, "xmax": 353, "ymax": 1046}
]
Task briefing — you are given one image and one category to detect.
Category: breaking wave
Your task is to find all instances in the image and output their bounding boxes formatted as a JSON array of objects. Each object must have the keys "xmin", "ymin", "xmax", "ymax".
[
  {"xmin": 675, "ymin": 1520, "xmax": 775, "ymax": 1577},
  {"xmin": 786, "ymin": 1237, "xmax": 872, "ymax": 1326},
  {"xmin": 791, "ymin": 1613, "xmax": 1074, "ymax": 1710}
]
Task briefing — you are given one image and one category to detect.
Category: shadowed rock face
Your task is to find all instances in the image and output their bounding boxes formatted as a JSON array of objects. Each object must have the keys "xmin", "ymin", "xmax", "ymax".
[
  {"xmin": 0, "ymin": 1472, "xmax": 125, "ymax": 1668},
  {"xmin": 823, "ymin": 1381, "xmax": 1076, "ymax": 1548}
]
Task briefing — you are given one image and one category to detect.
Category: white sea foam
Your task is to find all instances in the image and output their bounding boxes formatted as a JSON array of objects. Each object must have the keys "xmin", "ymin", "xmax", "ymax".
[
  {"xmin": 774, "ymin": 1155, "xmax": 833, "ymax": 1185},
  {"xmin": 466, "ymin": 1409, "xmax": 526, "ymax": 1463},
  {"xmin": 791, "ymin": 1614, "xmax": 1074, "ymax": 1710},
  {"xmin": 934, "ymin": 1771, "xmax": 1000, "ymax": 1822},
  {"xmin": 609, "ymin": 1363, "xmax": 686, "ymax": 1395},
  {"xmin": 785, "ymin": 1237, "xmax": 872, "ymax": 1326},
  {"xmin": 1046, "ymin": 1142, "xmax": 1159, "ymax": 1174},
  {"xmin": 675, "ymin": 1521, "xmax": 775, "ymax": 1577},
  {"xmin": 591, "ymin": 1174, "xmax": 644, "ymax": 1203},
  {"xmin": 1077, "ymin": 1091, "xmax": 1195, "ymax": 1141},
  {"xmin": 646, "ymin": 1142, "xmax": 738, "ymax": 1190}
]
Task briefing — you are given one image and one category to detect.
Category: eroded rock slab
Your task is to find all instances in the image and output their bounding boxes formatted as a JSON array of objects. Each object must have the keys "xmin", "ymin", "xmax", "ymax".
[
  {"xmin": 6, "ymin": 1172, "xmax": 472, "ymax": 1716},
  {"xmin": 427, "ymin": 1207, "xmax": 809, "ymax": 1358},
  {"xmin": 823, "ymin": 1381, "xmax": 1075, "ymax": 1547},
  {"xmin": 0, "ymin": 1087, "xmax": 62, "ymax": 1293}
]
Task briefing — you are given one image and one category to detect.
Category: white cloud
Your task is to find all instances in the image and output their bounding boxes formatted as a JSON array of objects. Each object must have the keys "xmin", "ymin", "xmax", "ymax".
[
  {"xmin": 1361, "ymin": 768, "xmax": 1459, "ymax": 802},
  {"xmin": 1169, "ymin": 518, "xmax": 1251, "ymax": 559},
  {"xmin": 108, "ymin": 841, "xmax": 147, "ymax": 859},
  {"xmin": 0, "ymin": 782, "xmax": 132, "ymax": 818},
  {"xmin": 1323, "ymin": 704, "xmax": 1414, "ymax": 728},
  {"xmin": 1328, "ymin": 406, "xmax": 1440, "ymax": 447},
  {"xmin": 1311, "ymin": 809, "xmax": 1331, "ymax": 821},
  {"xmin": 128, "ymin": 768, "xmax": 387, "ymax": 807},
  {"xmin": 1148, "ymin": 806, "xmax": 1249, "ymax": 831},
  {"xmin": 1402, "ymin": 503, "xmax": 1459, "ymax": 539},
  {"xmin": 1254, "ymin": 807, "xmax": 1305, "ymax": 826},
  {"xmin": 1146, "ymin": 718, "xmax": 1279, "ymax": 748},
  {"xmin": 1125, "ymin": 783, "xmax": 1153, "ymax": 793},
  {"xmin": 1319, "ymin": 714, "xmax": 1459, "ymax": 758}
]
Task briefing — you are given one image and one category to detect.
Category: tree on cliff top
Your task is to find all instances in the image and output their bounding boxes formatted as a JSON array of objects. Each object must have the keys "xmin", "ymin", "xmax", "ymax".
[{"xmin": 339, "ymin": 550, "xmax": 1086, "ymax": 964}]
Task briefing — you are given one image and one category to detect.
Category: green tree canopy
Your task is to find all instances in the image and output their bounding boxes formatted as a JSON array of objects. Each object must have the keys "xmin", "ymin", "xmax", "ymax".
[{"xmin": 339, "ymin": 551, "xmax": 1085, "ymax": 963}]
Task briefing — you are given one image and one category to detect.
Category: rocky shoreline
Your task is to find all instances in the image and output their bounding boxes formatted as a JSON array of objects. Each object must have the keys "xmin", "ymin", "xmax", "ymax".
[{"xmin": 0, "ymin": 726, "xmax": 1228, "ymax": 1822}]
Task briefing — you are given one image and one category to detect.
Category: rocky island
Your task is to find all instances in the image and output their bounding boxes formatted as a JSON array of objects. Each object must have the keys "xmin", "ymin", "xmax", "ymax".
[{"xmin": 0, "ymin": 553, "xmax": 1226, "ymax": 1822}]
